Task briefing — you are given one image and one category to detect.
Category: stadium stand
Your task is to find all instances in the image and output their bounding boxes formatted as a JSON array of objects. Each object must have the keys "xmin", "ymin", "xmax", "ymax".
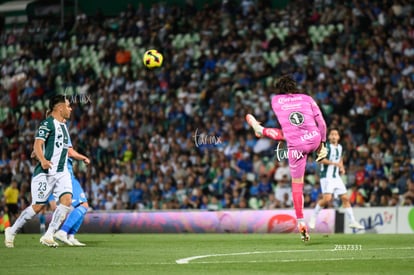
[{"xmin": 0, "ymin": 0, "xmax": 413, "ymax": 216}]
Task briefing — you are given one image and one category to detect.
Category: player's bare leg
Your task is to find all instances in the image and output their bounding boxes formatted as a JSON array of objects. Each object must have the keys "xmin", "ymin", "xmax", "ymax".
[
  {"xmin": 310, "ymin": 194, "xmax": 332, "ymax": 230},
  {"xmin": 341, "ymin": 194, "xmax": 364, "ymax": 230}
]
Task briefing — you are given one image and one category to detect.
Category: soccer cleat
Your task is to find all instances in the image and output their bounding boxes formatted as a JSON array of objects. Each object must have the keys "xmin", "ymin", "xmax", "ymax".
[
  {"xmin": 298, "ymin": 222, "xmax": 310, "ymax": 242},
  {"xmin": 40, "ymin": 235, "xmax": 59, "ymax": 247},
  {"xmin": 69, "ymin": 237, "xmax": 86, "ymax": 247},
  {"xmin": 309, "ymin": 216, "xmax": 316, "ymax": 230},
  {"xmin": 349, "ymin": 221, "xmax": 364, "ymax": 230},
  {"xmin": 4, "ymin": 227, "xmax": 15, "ymax": 248},
  {"xmin": 245, "ymin": 114, "xmax": 263, "ymax": 138},
  {"xmin": 54, "ymin": 230, "xmax": 73, "ymax": 246}
]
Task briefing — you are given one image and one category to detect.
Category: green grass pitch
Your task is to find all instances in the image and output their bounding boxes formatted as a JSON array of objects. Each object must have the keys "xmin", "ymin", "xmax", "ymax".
[{"xmin": 2, "ymin": 233, "xmax": 413, "ymax": 275}]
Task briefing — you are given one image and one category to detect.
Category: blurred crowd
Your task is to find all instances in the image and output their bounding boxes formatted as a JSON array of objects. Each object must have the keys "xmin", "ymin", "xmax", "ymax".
[{"xmin": 0, "ymin": 0, "xmax": 413, "ymax": 218}]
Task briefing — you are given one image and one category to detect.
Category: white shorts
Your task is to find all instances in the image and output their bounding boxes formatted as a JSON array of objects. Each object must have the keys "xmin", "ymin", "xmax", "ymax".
[
  {"xmin": 320, "ymin": 177, "xmax": 347, "ymax": 197},
  {"xmin": 31, "ymin": 171, "xmax": 72, "ymax": 204}
]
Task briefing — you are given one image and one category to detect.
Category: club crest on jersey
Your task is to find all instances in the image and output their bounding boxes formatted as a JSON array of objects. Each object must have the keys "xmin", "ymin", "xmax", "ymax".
[
  {"xmin": 38, "ymin": 191, "xmax": 45, "ymax": 199},
  {"xmin": 289, "ymin": 111, "xmax": 304, "ymax": 126}
]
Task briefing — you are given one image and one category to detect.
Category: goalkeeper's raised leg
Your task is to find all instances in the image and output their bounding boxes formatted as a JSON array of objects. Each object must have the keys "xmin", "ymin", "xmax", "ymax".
[{"xmin": 245, "ymin": 114, "xmax": 284, "ymax": 140}]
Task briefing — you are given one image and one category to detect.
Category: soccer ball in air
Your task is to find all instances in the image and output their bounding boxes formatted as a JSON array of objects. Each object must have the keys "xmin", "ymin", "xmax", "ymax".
[{"xmin": 143, "ymin": 49, "xmax": 163, "ymax": 69}]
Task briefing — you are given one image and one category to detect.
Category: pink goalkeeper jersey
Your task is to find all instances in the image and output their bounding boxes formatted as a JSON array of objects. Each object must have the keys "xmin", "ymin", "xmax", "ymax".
[{"xmin": 271, "ymin": 93, "xmax": 327, "ymax": 151}]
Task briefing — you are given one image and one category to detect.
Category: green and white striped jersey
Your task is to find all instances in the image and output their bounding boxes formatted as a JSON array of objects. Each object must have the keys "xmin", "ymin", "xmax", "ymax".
[
  {"xmin": 33, "ymin": 116, "xmax": 70, "ymax": 176},
  {"xmin": 319, "ymin": 142, "xmax": 342, "ymax": 179}
]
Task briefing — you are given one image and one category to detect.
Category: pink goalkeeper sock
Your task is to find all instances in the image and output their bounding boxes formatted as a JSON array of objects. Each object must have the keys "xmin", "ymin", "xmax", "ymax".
[
  {"xmin": 292, "ymin": 183, "xmax": 304, "ymax": 219},
  {"xmin": 263, "ymin": 128, "xmax": 284, "ymax": 141}
]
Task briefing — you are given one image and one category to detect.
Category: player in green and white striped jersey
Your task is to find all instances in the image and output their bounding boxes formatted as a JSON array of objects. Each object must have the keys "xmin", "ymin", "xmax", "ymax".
[
  {"xmin": 309, "ymin": 128, "xmax": 364, "ymax": 230},
  {"xmin": 4, "ymin": 95, "xmax": 74, "ymax": 248}
]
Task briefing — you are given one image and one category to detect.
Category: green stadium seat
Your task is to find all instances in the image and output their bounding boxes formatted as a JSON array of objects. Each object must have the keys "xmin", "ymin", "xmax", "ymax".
[
  {"xmin": 34, "ymin": 99, "xmax": 43, "ymax": 110},
  {"xmin": 76, "ymin": 57, "xmax": 83, "ymax": 65},
  {"xmin": 270, "ymin": 51, "xmax": 279, "ymax": 67},
  {"xmin": 283, "ymin": 26, "xmax": 289, "ymax": 35},
  {"xmin": 0, "ymin": 46, "xmax": 6, "ymax": 60},
  {"xmin": 265, "ymin": 28, "xmax": 274, "ymax": 41},
  {"xmin": 65, "ymin": 86, "xmax": 75, "ymax": 96},
  {"xmin": 193, "ymin": 45, "xmax": 201, "ymax": 60},
  {"xmin": 80, "ymin": 45, "xmax": 87, "ymax": 55},
  {"xmin": 55, "ymin": 75, "xmax": 62, "ymax": 86},
  {"xmin": 69, "ymin": 57, "xmax": 75, "ymax": 66},
  {"xmin": 7, "ymin": 45, "xmax": 14, "ymax": 55},
  {"xmin": 112, "ymin": 66, "xmax": 119, "ymax": 75},
  {"xmin": 248, "ymin": 197, "xmax": 260, "ymax": 210},
  {"xmin": 126, "ymin": 37, "xmax": 134, "ymax": 48},
  {"xmin": 88, "ymin": 44, "xmax": 95, "ymax": 53},
  {"xmin": 98, "ymin": 49, "xmax": 105, "ymax": 59},
  {"xmin": 176, "ymin": 34, "xmax": 185, "ymax": 49},
  {"xmin": 183, "ymin": 33, "xmax": 192, "ymax": 45},
  {"xmin": 192, "ymin": 32, "xmax": 200, "ymax": 43},
  {"xmin": 117, "ymin": 37, "xmax": 125, "ymax": 47},
  {"xmin": 308, "ymin": 25, "xmax": 317, "ymax": 36},
  {"xmin": 103, "ymin": 67, "xmax": 111, "ymax": 78},
  {"xmin": 0, "ymin": 106, "xmax": 9, "ymax": 122},
  {"xmin": 28, "ymin": 59, "xmax": 35, "ymax": 68}
]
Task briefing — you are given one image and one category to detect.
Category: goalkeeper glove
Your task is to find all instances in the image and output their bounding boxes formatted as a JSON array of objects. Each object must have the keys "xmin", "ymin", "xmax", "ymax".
[{"xmin": 315, "ymin": 142, "xmax": 327, "ymax": 162}]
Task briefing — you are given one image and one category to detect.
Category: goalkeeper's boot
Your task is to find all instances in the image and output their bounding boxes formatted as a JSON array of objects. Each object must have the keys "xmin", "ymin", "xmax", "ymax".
[
  {"xmin": 298, "ymin": 222, "xmax": 310, "ymax": 242},
  {"xmin": 245, "ymin": 114, "xmax": 263, "ymax": 138},
  {"xmin": 4, "ymin": 227, "xmax": 15, "ymax": 248}
]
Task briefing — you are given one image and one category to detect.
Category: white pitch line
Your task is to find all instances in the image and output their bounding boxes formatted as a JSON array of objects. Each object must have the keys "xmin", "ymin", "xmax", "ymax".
[
  {"xmin": 176, "ymin": 249, "xmax": 333, "ymax": 264},
  {"xmin": 176, "ymin": 247, "xmax": 414, "ymax": 264},
  {"xmin": 191, "ymin": 255, "xmax": 414, "ymax": 264}
]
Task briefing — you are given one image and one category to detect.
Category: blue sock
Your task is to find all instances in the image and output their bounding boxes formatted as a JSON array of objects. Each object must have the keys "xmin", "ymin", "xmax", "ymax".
[
  {"xmin": 39, "ymin": 213, "xmax": 46, "ymax": 225},
  {"xmin": 68, "ymin": 209, "xmax": 86, "ymax": 235},
  {"xmin": 61, "ymin": 205, "xmax": 87, "ymax": 234}
]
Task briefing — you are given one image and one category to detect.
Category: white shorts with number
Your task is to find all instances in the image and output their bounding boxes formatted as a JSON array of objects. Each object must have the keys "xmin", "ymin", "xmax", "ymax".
[
  {"xmin": 320, "ymin": 177, "xmax": 347, "ymax": 197},
  {"xmin": 31, "ymin": 171, "xmax": 72, "ymax": 204}
]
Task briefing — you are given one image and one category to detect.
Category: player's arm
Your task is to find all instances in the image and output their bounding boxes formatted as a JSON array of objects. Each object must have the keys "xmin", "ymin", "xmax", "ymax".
[
  {"xmin": 319, "ymin": 158, "xmax": 333, "ymax": 166},
  {"xmin": 33, "ymin": 139, "xmax": 52, "ymax": 169},
  {"xmin": 319, "ymin": 159, "xmax": 341, "ymax": 167},
  {"xmin": 338, "ymin": 156, "xmax": 345, "ymax": 174},
  {"xmin": 321, "ymin": 157, "xmax": 345, "ymax": 173},
  {"xmin": 310, "ymin": 99, "xmax": 328, "ymax": 162},
  {"xmin": 68, "ymin": 147, "xmax": 90, "ymax": 165},
  {"xmin": 310, "ymin": 99, "xmax": 327, "ymax": 142}
]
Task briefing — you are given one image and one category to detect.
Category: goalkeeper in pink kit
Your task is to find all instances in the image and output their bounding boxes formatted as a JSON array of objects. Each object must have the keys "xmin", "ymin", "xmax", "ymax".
[{"xmin": 246, "ymin": 75, "xmax": 327, "ymax": 242}]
